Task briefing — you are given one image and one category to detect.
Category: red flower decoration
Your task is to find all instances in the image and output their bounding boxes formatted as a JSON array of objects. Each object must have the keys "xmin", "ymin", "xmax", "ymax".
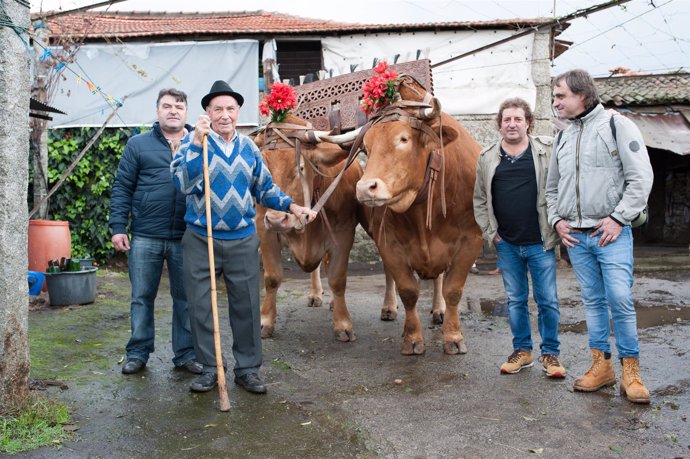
[
  {"xmin": 260, "ymin": 82, "xmax": 297, "ymax": 123},
  {"xmin": 360, "ymin": 60, "xmax": 399, "ymax": 115}
]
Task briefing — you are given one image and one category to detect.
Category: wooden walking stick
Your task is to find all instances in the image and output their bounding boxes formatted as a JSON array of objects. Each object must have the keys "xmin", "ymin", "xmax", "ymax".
[{"xmin": 202, "ymin": 135, "xmax": 231, "ymax": 412}]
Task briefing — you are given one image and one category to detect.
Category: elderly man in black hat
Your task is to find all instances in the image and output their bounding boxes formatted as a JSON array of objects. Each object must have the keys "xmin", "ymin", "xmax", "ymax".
[{"xmin": 171, "ymin": 80, "xmax": 317, "ymax": 394}]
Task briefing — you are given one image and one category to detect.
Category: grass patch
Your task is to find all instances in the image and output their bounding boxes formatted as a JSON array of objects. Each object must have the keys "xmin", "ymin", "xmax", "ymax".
[
  {"xmin": 0, "ymin": 395, "xmax": 72, "ymax": 454},
  {"xmin": 271, "ymin": 358, "xmax": 292, "ymax": 371}
]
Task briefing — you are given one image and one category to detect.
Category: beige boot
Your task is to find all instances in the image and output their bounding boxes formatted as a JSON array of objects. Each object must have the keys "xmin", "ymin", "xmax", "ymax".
[
  {"xmin": 620, "ymin": 357, "xmax": 650, "ymax": 404},
  {"xmin": 573, "ymin": 349, "xmax": 616, "ymax": 392}
]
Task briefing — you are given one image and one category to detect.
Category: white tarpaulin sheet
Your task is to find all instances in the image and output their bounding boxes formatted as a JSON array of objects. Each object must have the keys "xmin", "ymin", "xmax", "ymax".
[
  {"xmin": 322, "ymin": 31, "xmax": 536, "ymax": 115},
  {"xmin": 49, "ymin": 40, "xmax": 259, "ymax": 128}
]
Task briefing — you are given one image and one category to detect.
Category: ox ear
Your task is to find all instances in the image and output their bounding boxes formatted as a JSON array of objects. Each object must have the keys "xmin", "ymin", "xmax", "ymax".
[
  {"xmin": 311, "ymin": 142, "xmax": 352, "ymax": 168},
  {"xmin": 253, "ymin": 129, "xmax": 266, "ymax": 148},
  {"xmin": 426, "ymin": 113, "xmax": 459, "ymax": 147}
]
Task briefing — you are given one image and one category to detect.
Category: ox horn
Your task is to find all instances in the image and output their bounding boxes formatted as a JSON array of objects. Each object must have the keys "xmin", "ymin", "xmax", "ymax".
[
  {"xmin": 314, "ymin": 126, "xmax": 363, "ymax": 144},
  {"xmin": 419, "ymin": 97, "xmax": 442, "ymax": 120},
  {"xmin": 291, "ymin": 129, "xmax": 332, "ymax": 144}
]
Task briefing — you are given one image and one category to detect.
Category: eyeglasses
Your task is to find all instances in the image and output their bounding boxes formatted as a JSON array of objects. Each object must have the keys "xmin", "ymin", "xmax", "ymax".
[{"xmin": 211, "ymin": 106, "xmax": 240, "ymax": 115}]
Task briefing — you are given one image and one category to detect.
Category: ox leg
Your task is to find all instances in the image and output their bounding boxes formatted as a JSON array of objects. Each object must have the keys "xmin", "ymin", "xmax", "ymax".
[
  {"xmin": 442, "ymin": 237, "xmax": 482, "ymax": 355},
  {"xmin": 259, "ymin": 233, "xmax": 283, "ymax": 339},
  {"xmin": 397, "ymin": 274, "xmax": 424, "ymax": 355},
  {"xmin": 430, "ymin": 273, "xmax": 446, "ymax": 325},
  {"xmin": 380, "ymin": 265, "xmax": 398, "ymax": 321},
  {"xmin": 326, "ymin": 246, "xmax": 355, "ymax": 342},
  {"xmin": 308, "ymin": 262, "xmax": 324, "ymax": 308}
]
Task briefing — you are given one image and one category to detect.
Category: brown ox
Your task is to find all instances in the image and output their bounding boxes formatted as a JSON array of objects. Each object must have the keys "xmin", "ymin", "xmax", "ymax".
[
  {"xmin": 254, "ymin": 115, "xmax": 397, "ymax": 341},
  {"xmin": 329, "ymin": 77, "xmax": 483, "ymax": 355}
]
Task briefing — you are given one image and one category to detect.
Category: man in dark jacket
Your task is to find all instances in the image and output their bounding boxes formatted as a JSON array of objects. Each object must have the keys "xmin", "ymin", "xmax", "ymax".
[{"xmin": 110, "ymin": 88, "xmax": 201, "ymax": 375}]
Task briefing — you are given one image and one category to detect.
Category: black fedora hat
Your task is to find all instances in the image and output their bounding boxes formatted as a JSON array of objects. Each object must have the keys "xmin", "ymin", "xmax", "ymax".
[{"xmin": 201, "ymin": 80, "xmax": 244, "ymax": 109}]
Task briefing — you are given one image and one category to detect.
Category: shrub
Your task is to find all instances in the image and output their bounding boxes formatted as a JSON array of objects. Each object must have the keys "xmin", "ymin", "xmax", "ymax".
[{"xmin": 29, "ymin": 127, "xmax": 144, "ymax": 264}]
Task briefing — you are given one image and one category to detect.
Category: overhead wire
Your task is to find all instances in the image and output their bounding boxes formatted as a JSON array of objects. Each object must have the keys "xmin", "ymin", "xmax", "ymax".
[
  {"xmin": 549, "ymin": 0, "xmax": 688, "ymax": 74},
  {"xmin": 566, "ymin": 0, "xmax": 674, "ymax": 49},
  {"xmin": 401, "ymin": 0, "xmax": 453, "ymax": 23},
  {"xmin": 31, "ymin": 4, "xmax": 134, "ymax": 128}
]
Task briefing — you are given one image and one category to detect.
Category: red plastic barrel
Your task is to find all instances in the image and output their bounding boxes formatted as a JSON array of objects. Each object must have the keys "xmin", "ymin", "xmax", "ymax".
[{"xmin": 28, "ymin": 220, "xmax": 71, "ymax": 291}]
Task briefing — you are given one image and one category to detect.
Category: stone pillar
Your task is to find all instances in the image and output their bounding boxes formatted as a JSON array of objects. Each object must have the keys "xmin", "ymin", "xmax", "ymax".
[
  {"xmin": 532, "ymin": 28, "xmax": 556, "ymax": 137},
  {"xmin": 0, "ymin": 0, "xmax": 31, "ymax": 408}
]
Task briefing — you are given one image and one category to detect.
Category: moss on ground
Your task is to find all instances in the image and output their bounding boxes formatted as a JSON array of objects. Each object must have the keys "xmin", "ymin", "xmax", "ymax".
[{"xmin": 29, "ymin": 272, "xmax": 131, "ymax": 383}]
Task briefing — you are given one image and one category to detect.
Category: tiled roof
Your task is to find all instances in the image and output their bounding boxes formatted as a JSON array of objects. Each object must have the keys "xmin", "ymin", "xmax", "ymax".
[
  {"xmin": 595, "ymin": 73, "xmax": 690, "ymax": 106},
  {"xmin": 34, "ymin": 10, "xmax": 555, "ymax": 40}
]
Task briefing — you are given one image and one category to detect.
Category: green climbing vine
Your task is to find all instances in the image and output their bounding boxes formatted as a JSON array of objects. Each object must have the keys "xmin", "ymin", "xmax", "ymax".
[{"xmin": 29, "ymin": 127, "xmax": 144, "ymax": 264}]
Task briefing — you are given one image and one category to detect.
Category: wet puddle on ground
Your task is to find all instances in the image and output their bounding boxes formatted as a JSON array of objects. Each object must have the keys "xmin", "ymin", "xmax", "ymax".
[
  {"xmin": 559, "ymin": 305, "xmax": 690, "ymax": 333},
  {"xmin": 479, "ymin": 301, "xmax": 690, "ymax": 333}
]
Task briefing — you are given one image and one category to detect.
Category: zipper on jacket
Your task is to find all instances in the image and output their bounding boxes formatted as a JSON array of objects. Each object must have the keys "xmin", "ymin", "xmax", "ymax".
[
  {"xmin": 157, "ymin": 124, "xmax": 179, "ymax": 240},
  {"xmin": 168, "ymin": 140, "xmax": 177, "ymax": 240},
  {"xmin": 575, "ymin": 121, "xmax": 584, "ymax": 227}
]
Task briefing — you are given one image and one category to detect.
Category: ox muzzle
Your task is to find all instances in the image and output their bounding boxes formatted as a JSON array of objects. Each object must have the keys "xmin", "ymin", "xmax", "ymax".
[{"xmin": 264, "ymin": 210, "xmax": 308, "ymax": 234}]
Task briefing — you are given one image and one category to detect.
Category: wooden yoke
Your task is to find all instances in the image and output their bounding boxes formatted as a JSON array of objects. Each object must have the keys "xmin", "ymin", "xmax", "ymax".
[{"xmin": 292, "ymin": 60, "xmax": 433, "ymax": 131}]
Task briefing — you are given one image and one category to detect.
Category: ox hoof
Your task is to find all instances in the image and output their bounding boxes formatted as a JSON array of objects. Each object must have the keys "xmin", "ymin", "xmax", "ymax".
[
  {"xmin": 329, "ymin": 300, "xmax": 334, "ymax": 312},
  {"xmin": 260, "ymin": 325, "xmax": 275, "ymax": 339},
  {"xmin": 443, "ymin": 341, "xmax": 468, "ymax": 355},
  {"xmin": 380, "ymin": 309, "xmax": 397, "ymax": 321},
  {"xmin": 401, "ymin": 340, "xmax": 425, "ymax": 355},
  {"xmin": 431, "ymin": 311, "xmax": 444, "ymax": 325},
  {"xmin": 307, "ymin": 296, "xmax": 323, "ymax": 308},
  {"xmin": 334, "ymin": 329, "xmax": 356, "ymax": 342}
]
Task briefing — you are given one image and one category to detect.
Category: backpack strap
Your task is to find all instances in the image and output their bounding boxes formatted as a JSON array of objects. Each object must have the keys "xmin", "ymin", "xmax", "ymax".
[{"xmin": 555, "ymin": 114, "xmax": 617, "ymax": 148}]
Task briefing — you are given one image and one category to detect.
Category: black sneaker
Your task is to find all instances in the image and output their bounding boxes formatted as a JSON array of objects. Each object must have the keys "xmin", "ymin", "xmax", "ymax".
[
  {"xmin": 234, "ymin": 373, "xmax": 267, "ymax": 394},
  {"xmin": 190, "ymin": 372, "xmax": 218, "ymax": 392}
]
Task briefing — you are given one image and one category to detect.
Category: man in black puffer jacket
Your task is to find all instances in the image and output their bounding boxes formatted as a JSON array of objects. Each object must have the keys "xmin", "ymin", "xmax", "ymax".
[{"xmin": 109, "ymin": 88, "xmax": 201, "ymax": 376}]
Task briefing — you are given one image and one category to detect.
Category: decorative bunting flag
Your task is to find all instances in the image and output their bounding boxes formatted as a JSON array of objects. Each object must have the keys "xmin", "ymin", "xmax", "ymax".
[
  {"xmin": 34, "ymin": 40, "xmax": 125, "ymax": 110},
  {"xmin": 39, "ymin": 48, "xmax": 53, "ymax": 61}
]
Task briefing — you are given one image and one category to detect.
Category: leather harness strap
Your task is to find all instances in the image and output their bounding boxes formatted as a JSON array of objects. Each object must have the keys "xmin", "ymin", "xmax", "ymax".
[
  {"xmin": 369, "ymin": 101, "xmax": 447, "ymax": 230},
  {"xmin": 259, "ymin": 122, "xmax": 344, "ymax": 245},
  {"xmin": 310, "ymin": 122, "xmax": 371, "ymax": 215}
]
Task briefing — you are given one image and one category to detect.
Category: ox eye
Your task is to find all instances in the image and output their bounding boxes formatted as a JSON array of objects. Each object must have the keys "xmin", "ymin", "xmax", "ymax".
[{"xmin": 399, "ymin": 136, "xmax": 409, "ymax": 144}]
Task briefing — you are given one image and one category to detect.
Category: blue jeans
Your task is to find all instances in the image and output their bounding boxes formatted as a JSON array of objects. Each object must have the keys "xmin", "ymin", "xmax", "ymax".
[
  {"xmin": 126, "ymin": 236, "xmax": 196, "ymax": 366},
  {"xmin": 496, "ymin": 240, "xmax": 561, "ymax": 355},
  {"xmin": 566, "ymin": 226, "xmax": 638, "ymax": 358}
]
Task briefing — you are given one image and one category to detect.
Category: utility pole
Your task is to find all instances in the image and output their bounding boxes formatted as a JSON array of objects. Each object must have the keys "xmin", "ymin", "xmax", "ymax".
[{"xmin": 0, "ymin": 0, "xmax": 32, "ymax": 407}]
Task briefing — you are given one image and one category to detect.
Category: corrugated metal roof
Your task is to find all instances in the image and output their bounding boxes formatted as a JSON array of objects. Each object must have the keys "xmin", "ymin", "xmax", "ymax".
[
  {"xmin": 620, "ymin": 112, "xmax": 690, "ymax": 155},
  {"xmin": 596, "ymin": 73, "xmax": 690, "ymax": 106},
  {"xmin": 34, "ymin": 10, "xmax": 555, "ymax": 40}
]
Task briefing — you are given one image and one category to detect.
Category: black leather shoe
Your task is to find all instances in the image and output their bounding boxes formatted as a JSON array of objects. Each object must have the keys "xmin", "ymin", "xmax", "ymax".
[
  {"xmin": 122, "ymin": 358, "xmax": 145, "ymax": 374},
  {"xmin": 234, "ymin": 373, "xmax": 267, "ymax": 394},
  {"xmin": 178, "ymin": 359, "xmax": 203, "ymax": 375},
  {"xmin": 190, "ymin": 372, "xmax": 218, "ymax": 392}
]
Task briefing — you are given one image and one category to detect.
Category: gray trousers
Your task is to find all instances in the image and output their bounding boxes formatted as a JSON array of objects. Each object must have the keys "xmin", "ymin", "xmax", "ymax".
[{"xmin": 182, "ymin": 229, "xmax": 262, "ymax": 377}]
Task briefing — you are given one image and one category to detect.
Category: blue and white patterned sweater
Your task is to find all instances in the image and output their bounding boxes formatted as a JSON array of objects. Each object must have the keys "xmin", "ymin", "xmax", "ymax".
[{"xmin": 171, "ymin": 130, "xmax": 292, "ymax": 240}]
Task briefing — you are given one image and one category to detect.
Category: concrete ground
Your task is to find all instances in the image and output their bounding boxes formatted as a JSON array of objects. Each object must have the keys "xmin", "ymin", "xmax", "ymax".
[{"xmin": 21, "ymin": 245, "xmax": 690, "ymax": 458}]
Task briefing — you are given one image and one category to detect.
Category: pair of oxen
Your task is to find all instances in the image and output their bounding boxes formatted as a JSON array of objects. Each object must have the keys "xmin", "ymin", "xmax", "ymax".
[{"xmin": 254, "ymin": 76, "xmax": 482, "ymax": 356}]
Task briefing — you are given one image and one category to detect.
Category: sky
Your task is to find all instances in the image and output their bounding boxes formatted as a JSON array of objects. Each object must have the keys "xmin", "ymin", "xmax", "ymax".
[{"xmin": 30, "ymin": 0, "xmax": 690, "ymax": 77}]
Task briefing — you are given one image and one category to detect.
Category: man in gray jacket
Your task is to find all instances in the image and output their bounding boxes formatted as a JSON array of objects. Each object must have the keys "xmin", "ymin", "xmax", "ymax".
[
  {"xmin": 474, "ymin": 97, "xmax": 565, "ymax": 378},
  {"xmin": 546, "ymin": 69, "xmax": 653, "ymax": 404}
]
